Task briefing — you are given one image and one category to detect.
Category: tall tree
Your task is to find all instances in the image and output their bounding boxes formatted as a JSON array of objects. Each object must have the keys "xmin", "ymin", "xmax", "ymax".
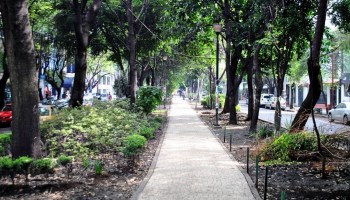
[
  {"xmin": 126, "ymin": 0, "xmax": 137, "ymax": 105},
  {"xmin": 70, "ymin": 0, "xmax": 102, "ymax": 107},
  {"xmin": 0, "ymin": 0, "xmax": 41, "ymax": 157},
  {"xmin": 290, "ymin": 0, "xmax": 328, "ymax": 132}
]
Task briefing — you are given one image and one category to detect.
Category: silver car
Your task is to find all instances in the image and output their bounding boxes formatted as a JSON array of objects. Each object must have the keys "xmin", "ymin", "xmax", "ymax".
[{"xmin": 328, "ymin": 102, "xmax": 350, "ymax": 125}]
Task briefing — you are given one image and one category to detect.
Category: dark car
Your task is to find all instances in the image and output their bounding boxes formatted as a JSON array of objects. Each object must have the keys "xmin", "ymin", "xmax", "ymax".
[{"xmin": 0, "ymin": 104, "xmax": 12, "ymax": 124}]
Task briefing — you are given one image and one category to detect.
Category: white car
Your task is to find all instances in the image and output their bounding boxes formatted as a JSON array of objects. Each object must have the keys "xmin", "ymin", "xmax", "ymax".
[
  {"xmin": 260, "ymin": 94, "xmax": 274, "ymax": 107},
  {"xmin": 265, "ymin": 97, "xmax": 286, "ymax": 110},
  {"xmin": 328, "ymin": 102, "xmax": 350, "ymax": 125}
]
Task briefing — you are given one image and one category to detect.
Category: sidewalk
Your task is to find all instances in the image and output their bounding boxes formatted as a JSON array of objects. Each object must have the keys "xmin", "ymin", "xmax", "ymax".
[{"xmin": 132, "ymin": 96, "xmax": 259, "ymax": 200}]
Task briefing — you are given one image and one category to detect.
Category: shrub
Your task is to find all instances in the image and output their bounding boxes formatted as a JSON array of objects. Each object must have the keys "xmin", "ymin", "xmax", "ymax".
[
  {"xmin": 30, "ymin": 158, "xmax": 56, "ymax": 176},
  {"xmin": 139, "ymin": 127, "xmax": 155, "ymax": 139},
  {"xmin": 136, "ymin": 86, "xmax": 163, "ymax": 114},
  {"xmin": 235, "ymin": 104, "xmax": 241, "ymax": 112},
  {"xmin": 0, "ymin": 156, "xmax": 13, "ymax": 175},
  {"xmin": 255, "ymin": 124, "xmax": 274, "ymax": 139},
  {"xmin": 94, "ymin": 160, "xmax": 103, "ymax": 175},
  {"xmin": 261, "ymin": 132, "xmax": 321, "ymax": 162},
  {"xmin": 40, "ymin": 100, "xmax": 149, "ymax": 158},
  {"xmin": 0, "ymin": 133, "xmax": 12, "ymax": 156},
  {"xmin": 57, "ymin": 155, "xmax": 73, "ymax": 166},
  {"xmin": 122, "ymin": 134, "xmax": 147, "ymax": 157},
  {"xmin": 201, "ymin": 94, "xmax": 225, "ymax": 108}
]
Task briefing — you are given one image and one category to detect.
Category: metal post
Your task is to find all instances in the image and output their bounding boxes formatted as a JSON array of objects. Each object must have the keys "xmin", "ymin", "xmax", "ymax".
[
  {"xmin": 215, "ymin": 32, "xmax": 219, "ymax": 126},
  {"xmin": 281, "ymin": 191, "xmax": 286, "ymax": 200},
  {"xmin": 223, "ymin": 126, "xmax": 226, "ymax": 143},
  {"xmin": 255, "ymin": 156, "xmax": 259, "ymax": 188},
  {"xmin": 229, "ymin": 134, "xmax": 232, "ymax": 152},
  {"xmin": 264, "ymin": 167, "xmax": 269, "ymax": 200},
  {"xmin": 209, "ymin": 67, "xmax": 212, "ymax": 109},
  {"xmin": 247, "ymin": 147, "xmax": 250, "ymax": 174}
]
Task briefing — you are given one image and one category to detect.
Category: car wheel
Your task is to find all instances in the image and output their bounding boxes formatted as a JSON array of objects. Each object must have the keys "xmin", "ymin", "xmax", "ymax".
[
  {"xmin": 328, "ymin": 113, "xmax": 334, "ymax": 122},
  {"xmin": 343, "ymin": 115, "xmax": 349, "ymax": 125}
]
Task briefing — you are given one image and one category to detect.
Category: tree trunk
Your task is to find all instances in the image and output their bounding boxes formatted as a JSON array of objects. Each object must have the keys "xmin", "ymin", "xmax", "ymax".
[
  {"xmin": 150, "ymin": 67, "xmax": 155, "ymax": 86},
  {"xmin": 290, "ymin": 0, "xmax": 327, "ymax": 132},
  {"xmin": 126, "ymin": 0, "xmax": 137, "ymax": 106},
  {"xmin": 0, "ymin": 46, "xmax": 10, "ymax": 109},
  {"xmin": 246, "ymin": 59, "xmax": 254, "ymax": 121},
  {"xmin": 250, "ymin": 45, "xmax": 263, "ymax": 132},
  {"xmin": 71, "ymin": 0, "xmax": 102, "ymax": 107},
  {"xmin": 1, "ymin": 0, "xmax": 41, "ymax": 158},
  {"xmin": 290, "ymin": 83, "xmax": 295, "ymax": 109}
]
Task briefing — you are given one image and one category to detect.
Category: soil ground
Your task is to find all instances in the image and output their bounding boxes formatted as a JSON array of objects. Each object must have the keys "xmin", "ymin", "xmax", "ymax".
[
  {"xmin": 192, "ymin": 100, "xmax": 350, "ymax": 200},
  {"xmin": 0, "ymin": 115, "xmax": 166, "ymax": 200}
]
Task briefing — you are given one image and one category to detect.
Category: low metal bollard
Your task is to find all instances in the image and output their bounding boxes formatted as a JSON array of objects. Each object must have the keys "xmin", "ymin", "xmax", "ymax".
[
  {"xmin": 229, "ymin": 134, "xmax": 232, "ymax": 152},
  {"xmin": 247, "ymin": 147, "xmax": 250, "ymax": 174},
  {"xmin": 223, "ymin": 126, "xmax": 226, "ymax": 143},
  {"xmin": 264, "ymin": 167, "xmax": 269, "ymax": 200},
  {"xmin": 255, "ymin": 156, "xmax": 259, "ymax": 188},
  {"xmin": 281, "ymin": 191, "xmax": 286, "ymax": 200}
]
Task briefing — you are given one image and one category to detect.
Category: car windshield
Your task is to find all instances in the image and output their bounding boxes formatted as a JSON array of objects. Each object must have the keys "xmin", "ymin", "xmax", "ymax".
[
  {"xmin": 2, "ymin": 105, "xmax": 11, "ymax": 111},
  {"xmin": 39, "ymin": 107, "xmax": 50, "ymax": 116}
]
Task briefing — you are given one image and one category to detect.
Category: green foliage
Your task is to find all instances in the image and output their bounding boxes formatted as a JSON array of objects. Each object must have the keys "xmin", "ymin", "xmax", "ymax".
[
  {"xmin": 40, "ymin": 100, "xmax": 149, "ymax": 158},
  {"xmin": 94, "ymin": 160, "xmax": 103, "ymax": 175},
  {"xmin": 57, "ymin": 155, "xmax": 73, "ymax": 166},
  {"xmin": 235, "ymin": 104, "xmax": 241, "ymax": 112},
  {"xmin": 255, "ymin": 124, "xmax": 274, "ymax": 139},
  {"xmin": 0, "ymin": 133, "xmax": 12, "ymax": 156},
  {"xmin": 0, "ymin": 156, "xmax": 14, "ymax": 173},
  {"xmin": 136, "ymin": 86, "xmax": 163, "ymax": 114},
  {"xmin": 261, "ymin": 132, "xmax": 321, "ymax": 162},
  {"xmin": 13, "ymin": 156, "xmax": 33, "ymax": 173},
  {"xmin": 113, "ymin": 72, "xmax": 129, "ymax": 97},
  {"xmin": 201, "ymin": 94, "xmax": 225, "ymax": 108},
  {"xmin": 30, "ymin": 158, "xmax": 56, "ymax": 175},
  {"xmin": 138, "ymin": 127, "xmax": 155, "ymax": 139},
  {"xmin": 122, "ymin": 134, "xmax": 147, "ymax": 157}
]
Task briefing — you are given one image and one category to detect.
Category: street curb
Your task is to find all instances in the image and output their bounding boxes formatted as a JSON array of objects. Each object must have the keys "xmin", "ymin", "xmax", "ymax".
[{"xmin": 130, "ymin": 106, "xmax": 170, "ymax": 200}]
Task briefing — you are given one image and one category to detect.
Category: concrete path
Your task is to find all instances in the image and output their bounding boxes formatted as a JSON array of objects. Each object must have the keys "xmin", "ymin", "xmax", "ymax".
[{"xmin": 133, "ymin": 97, "xmax": 259, "ymax": 200}]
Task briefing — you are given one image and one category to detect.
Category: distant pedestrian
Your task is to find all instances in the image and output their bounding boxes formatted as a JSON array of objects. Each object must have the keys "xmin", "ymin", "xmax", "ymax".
[{"xmin": 108, "ymin": 92, "xmax": 112, "ymax": 100}]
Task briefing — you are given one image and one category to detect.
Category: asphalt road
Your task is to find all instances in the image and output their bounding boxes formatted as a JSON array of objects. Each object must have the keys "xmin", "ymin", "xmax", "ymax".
[
  {"xmin": 239, "ymin": 102, "xmax": 349, "ymax": 134},
  {"xmin": 0, "ymin": 124, "xmax": 11, "ymax": 134}
]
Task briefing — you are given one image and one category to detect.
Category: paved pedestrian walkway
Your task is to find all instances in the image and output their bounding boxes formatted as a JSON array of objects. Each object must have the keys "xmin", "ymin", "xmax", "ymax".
[{"xmin": 133, "ymin": 96, "xmax": 259, "ymax": 200}]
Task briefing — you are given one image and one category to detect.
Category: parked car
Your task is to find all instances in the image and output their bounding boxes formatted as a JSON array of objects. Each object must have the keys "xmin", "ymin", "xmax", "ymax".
[
  {"xmin": 328, "ymin": 102, "xmax": 350, "ymax": 125},
  {"xmin": 99, "ymin": 93, "xmax": 109, "ymax": 101},
  {"xmin": 265, "ymin": 97, "xmax": 286, "ymax": 110},
  {"xmin": 260, "ymin": 94, "xmax": 274, "ymax": 107},
  {"xmin": 39, "ymin": 105, "xmax": 54, "ymax": 123},
  {"xmin": 0, "ymin": 104, "xmax": 12, "ymax": 124}
]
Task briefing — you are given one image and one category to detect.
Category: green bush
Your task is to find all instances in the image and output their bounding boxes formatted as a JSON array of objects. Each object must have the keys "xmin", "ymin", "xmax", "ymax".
[
  {"xmin": 57, "ymin": 155, "xmax": 72, "ymax": 166},
  {"xmin": 0, "ymin": 133, "xmax": 12, "ymax": 156},
  {"xmin": 201, "ymin": 94, "xmax": 225, "ymax": 108},
  {"xmin": 139, "ymin": 127, "xmax": 155, "ymax": 139},
  {"xmin": 255, "ymin": 124, "xmax": 274, "ymax": 139},
  {"xmin": 235, "ymin": 104, "xmax": 241, "ymax": 112},
  {"xmin": 122, "ymin": 134, "xmax": 147, "ymax": 157},
  {"xmin": 136, "ymin": 86, "xmax": 163, "ymax": 114},
  {"xmin": 0, "ymin": 156, "xmax": 14, "ymax": 176},
  {"xmin": 13, "ymin": 156, "xmax": 33, "ymax": 173},
  {"xmin": 261, "ymin": 132, "xmax": 321, "ymax": 162},
  {"xmin": 40, "ymin": 100, "xmax": 149, "ymax": 158},
  {"xmin": 30, "ymin": 158, "xmax": 56, "ymax": 175},
  {"xmin": 94, "ymin": 160, "xmax": 103, "ymax": 175}
]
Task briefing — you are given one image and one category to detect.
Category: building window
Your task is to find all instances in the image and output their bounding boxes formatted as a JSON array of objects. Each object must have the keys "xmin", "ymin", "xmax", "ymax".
[
  {"xmin": 103, "ymin": 76, "xmax": 106, "ymax": 85},
  {"xmin": 107, "ymin": 77, "xmax": 111, "ymax": 85}
]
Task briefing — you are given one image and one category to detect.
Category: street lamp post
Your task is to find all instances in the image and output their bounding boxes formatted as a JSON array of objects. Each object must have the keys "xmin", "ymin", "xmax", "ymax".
[{"xmin": 213, "ymin": 23, "xmax": 221, "ymax": 126}]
